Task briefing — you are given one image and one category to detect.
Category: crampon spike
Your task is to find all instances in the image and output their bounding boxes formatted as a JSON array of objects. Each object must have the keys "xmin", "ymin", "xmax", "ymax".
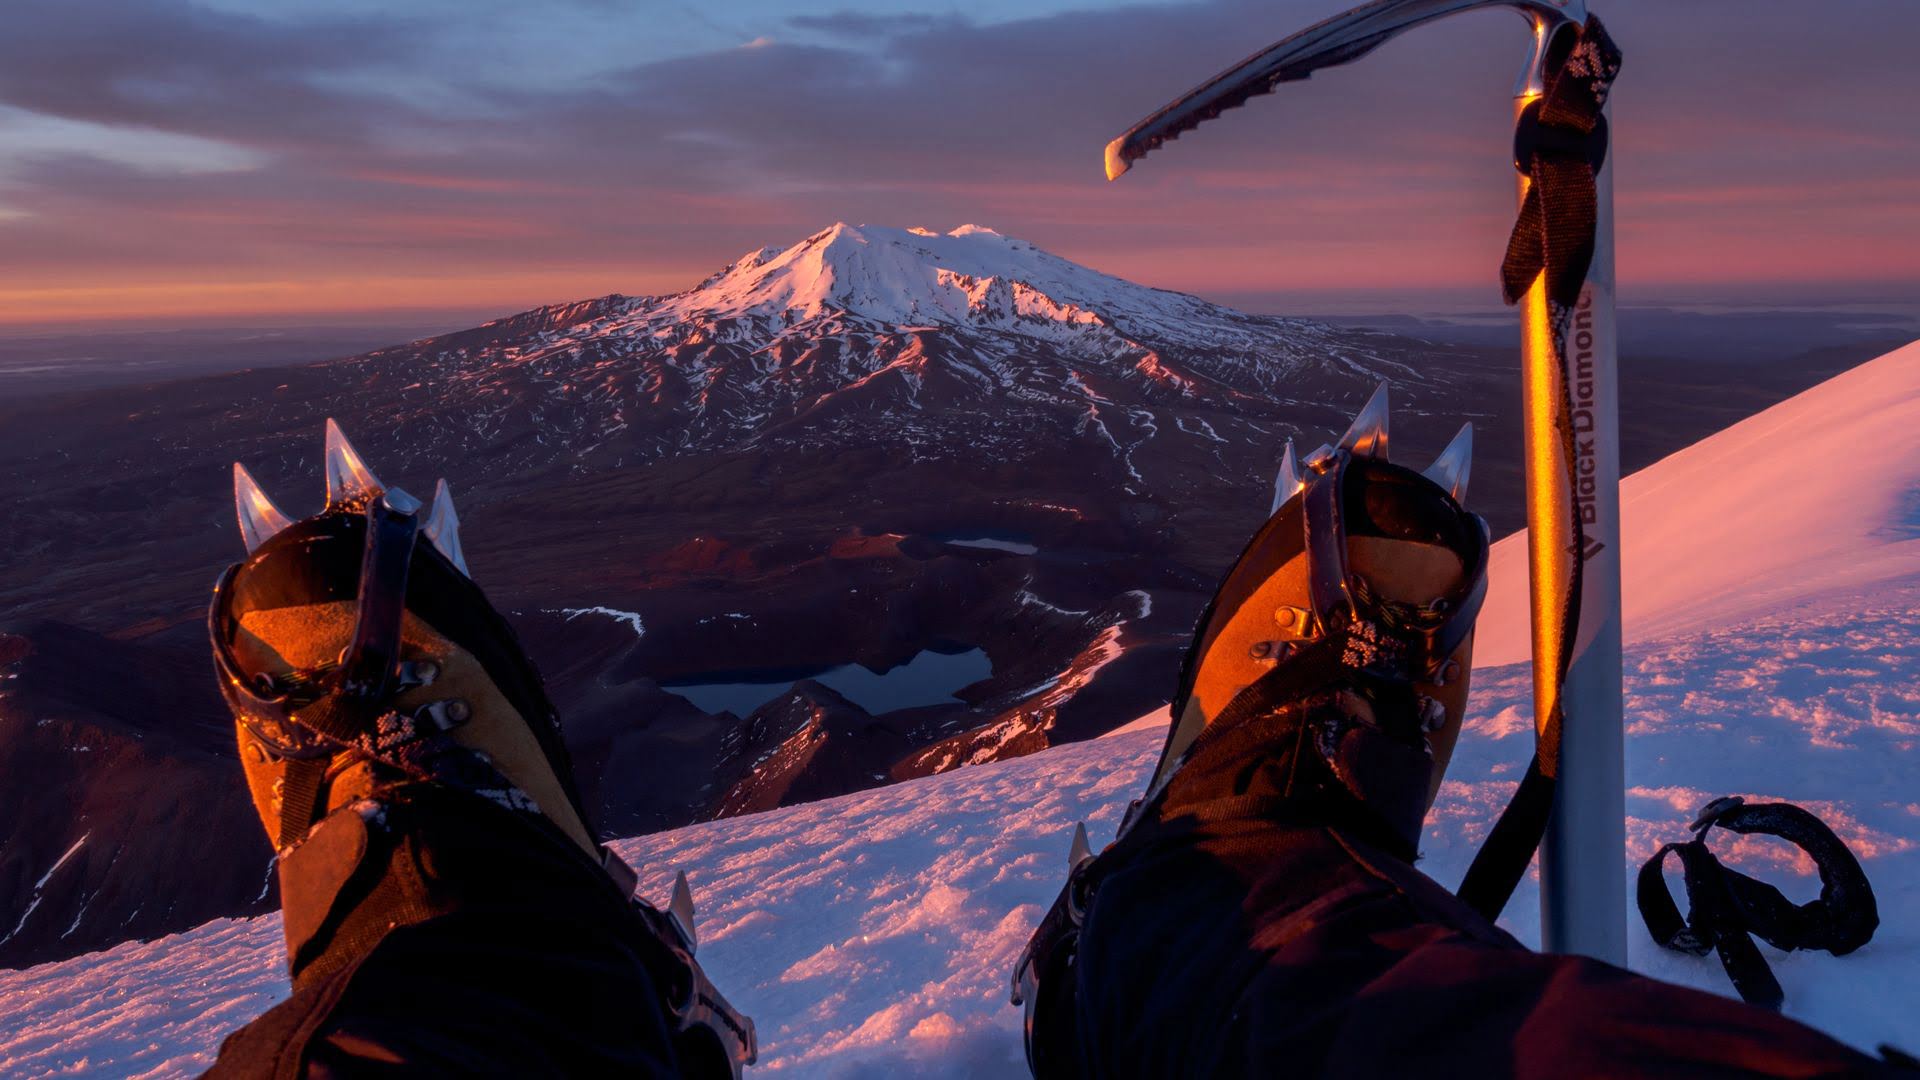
[
  {"xmin": 1270, "ymin": 439, "xmax": 1301, "ymax": 513},
  {"xmin": 232, "ymin": 463, "xmax": 294, "ymax": 554},
  {"xmin": 323, "ymin": 419, "xmax": 385, "ymax": 512},
  {"xmin": 1424, "ymin": 422, "xmax": 1473, "ymax": 503},
  {"xmin": 670, "ymin": 870, "xmax": 698, "ymax": 953},
  {"xmin": 1336, "ymin": 381, "xmax": 1390, "ymax": 460},
  {"xmin": 1069, "ymin": 822, "xmax": 1093, "ymax": 870},
  {"xmin": 422, "ymin": 478, "xmax": 471, "ymax": 576}
]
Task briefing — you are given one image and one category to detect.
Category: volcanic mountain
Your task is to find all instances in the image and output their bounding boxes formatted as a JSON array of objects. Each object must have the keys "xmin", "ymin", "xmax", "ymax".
[
  {"xmin": 0, "ymin": 222, "xmax": 1524, "ymax": 969},
  {"xmin": 273, "ymin": 221, "xmax": 1497, "ymax": 484}
]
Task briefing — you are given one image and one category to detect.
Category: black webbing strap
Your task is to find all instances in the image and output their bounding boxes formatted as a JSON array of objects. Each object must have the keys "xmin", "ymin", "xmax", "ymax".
[
  {"xmin": 1501, "ymin": 15, "xmax": 1622, "ymax": 311},
  {"xmin": 1638, "ymin": 797, "xmax": 1878, "ymax": 1010},
  {"xmin": 276, "ymin": 759, "xmax": 329, "ymax": 850},
  {"xmin": 338, "ymin": 499, "xmax": 419, "ymax": 702},
  {"xmin": 276, "ymin": 501, "xmax": 419, "ymax": 849},
  {"xmin": 1454, "ymin": 754, "xmax": 1553, "ymax": 918},
  {"xmin": 1453, "ymin": 16, "xmax": 1622, "ymax": 924}
]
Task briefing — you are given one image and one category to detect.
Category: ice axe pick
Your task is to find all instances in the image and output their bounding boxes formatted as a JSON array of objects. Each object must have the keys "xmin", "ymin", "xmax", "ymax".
[{"xmin": 1105, "ymin": 0, "xmax": 1627, "ymax": 963}]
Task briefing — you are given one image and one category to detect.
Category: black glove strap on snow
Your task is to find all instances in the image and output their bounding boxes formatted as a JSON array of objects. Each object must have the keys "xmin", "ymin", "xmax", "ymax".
[{"xmin": 1638, "ymin": 796, "xmax": 1878, "ymax": 1010}]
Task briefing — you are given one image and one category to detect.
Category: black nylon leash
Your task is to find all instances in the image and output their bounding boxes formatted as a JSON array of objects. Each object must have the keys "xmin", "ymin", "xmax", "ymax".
[
  {"xmin": 1501, "ymin": 14, "xmax": 1622, "ymax": 312},
  {"xmin": 1639, "ymin": 796, "xmax": 1878, "ymax": 1010}
]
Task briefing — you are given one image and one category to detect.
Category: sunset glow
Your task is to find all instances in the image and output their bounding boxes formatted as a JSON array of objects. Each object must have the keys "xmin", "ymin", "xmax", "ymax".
[{"xmin": 1, "ymin": 1, "xmax": 1915, "ymax": 329}]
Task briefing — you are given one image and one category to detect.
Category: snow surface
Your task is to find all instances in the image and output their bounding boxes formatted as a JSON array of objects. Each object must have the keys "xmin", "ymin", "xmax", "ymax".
[{"xmin": 4, "ymin": 344, "xmax": 1918, "ymax": 1077}]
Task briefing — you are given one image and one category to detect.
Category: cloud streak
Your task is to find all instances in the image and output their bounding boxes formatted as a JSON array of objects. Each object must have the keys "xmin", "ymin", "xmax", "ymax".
[{"xmin": 1, "ymin": 0, "xmax": 1915, "ymax": 327}]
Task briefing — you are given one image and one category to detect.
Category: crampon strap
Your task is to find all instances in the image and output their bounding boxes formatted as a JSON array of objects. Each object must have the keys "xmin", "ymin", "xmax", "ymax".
[
  {"xmin": 1637, "ymin": 797, "xmax": 1878, "ymax": 1010},
  {"xmin": 273, "ymin": 499, "xmax": 421, "ymax": 848}
]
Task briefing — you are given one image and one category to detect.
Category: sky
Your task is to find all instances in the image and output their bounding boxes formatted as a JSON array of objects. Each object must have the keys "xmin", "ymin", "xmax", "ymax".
[{"xmin": 1, "ymin": 0, "xmax": 1916, "ymax": 330}]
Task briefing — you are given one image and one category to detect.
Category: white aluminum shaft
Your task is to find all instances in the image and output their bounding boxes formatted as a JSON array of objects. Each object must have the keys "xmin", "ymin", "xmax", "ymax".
[{"xmin": 1515, "ymin": 89, "xmax": 1626, "ymax": 962}]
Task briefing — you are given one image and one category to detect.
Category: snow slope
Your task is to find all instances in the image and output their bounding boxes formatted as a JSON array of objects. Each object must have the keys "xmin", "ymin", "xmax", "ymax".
[
  {"xmin": 1477, "ymin": 340, "xmax": 1920, "ymax": 665},
  {"xmin": 4, "ymin": 344, "xmax": 1918, "ymax": 1077}
]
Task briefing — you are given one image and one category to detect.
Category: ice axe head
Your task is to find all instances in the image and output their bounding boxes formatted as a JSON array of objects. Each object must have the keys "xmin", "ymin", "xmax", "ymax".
[{"xmin": 1106, "ymin": 0, "xmax": 1590, "ymax": 180}]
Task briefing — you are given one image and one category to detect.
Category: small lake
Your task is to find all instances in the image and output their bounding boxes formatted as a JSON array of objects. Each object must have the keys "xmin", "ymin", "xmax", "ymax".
[
  {"xmin": 937, "ymin": 534, "xmax": 1039, "ymax": 555},
  {"xmin": 662, "ymin": 647, "xmax": 993, "ymax": 717}
]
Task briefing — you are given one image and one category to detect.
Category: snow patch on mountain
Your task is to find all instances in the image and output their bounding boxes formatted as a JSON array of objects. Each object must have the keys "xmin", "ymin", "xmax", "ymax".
[
  {"xmin": 550, "ymin": 605, "xmax": 647, "ymax": 638},
  {"xmin": 1, "ymin": 835, "xmax": 88, "ymax": 949},
  {"xmin": 565, "ymin": 221, "xmax": 1355, "ymax": 395},
  {"xmin": 666, "ymin": 223, "xmax": 1256, "ymax": 342}
]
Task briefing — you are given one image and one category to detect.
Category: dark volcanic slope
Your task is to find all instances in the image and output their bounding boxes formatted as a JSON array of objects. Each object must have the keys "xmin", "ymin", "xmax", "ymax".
[{"xmin": 0, "ymin": 625, "xmax": 274, "ymax": 968}]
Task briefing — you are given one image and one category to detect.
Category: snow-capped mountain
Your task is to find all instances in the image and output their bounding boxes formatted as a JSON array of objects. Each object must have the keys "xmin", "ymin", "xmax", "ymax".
[
  {"xmin": 6, "ymin": 341, "xmax": 1915, "ymax": 1079},
  {"xmin": 324, "ymin": 221, "xmax": 1470, "ymax": 484},
  {"xmin": 647, "ymin": 222, "xmax": 1271, "ymax": 342}
]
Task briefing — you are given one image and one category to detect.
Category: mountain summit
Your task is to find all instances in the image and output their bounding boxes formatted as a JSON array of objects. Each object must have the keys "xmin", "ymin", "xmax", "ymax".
[
  {"xmin": 335, "ymin": 222, "xmax": 1466, "ymax": 482},
  {"xmin": 660, "ymin": 222, "xmax": 1257, "ymax": 345}
]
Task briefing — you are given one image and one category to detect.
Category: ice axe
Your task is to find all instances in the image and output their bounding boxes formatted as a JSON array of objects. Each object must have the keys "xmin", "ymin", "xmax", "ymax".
[{"xmin": 1105, "ymin": 0, "xmax": 1626, "ymax": 962}]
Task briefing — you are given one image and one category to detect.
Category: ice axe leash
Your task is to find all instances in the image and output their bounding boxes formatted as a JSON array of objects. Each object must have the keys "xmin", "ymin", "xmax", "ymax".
[
  {"xmin": 1639, "ymin": 797, "xmax": 1879, "ymax": 1011},
  {"xmin": 1105, "ymin": 0, "xmax": 1627, "ymax": 961}
]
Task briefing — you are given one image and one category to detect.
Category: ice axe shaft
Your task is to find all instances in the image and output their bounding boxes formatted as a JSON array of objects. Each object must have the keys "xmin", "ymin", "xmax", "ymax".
[
  {"xmin": 1105, "ymin": 0, "xmax": 1626, "ymax": 962},
  {"xmin": 1516, "ymin": 84, "xmax": 1626, "ymax": 960}
]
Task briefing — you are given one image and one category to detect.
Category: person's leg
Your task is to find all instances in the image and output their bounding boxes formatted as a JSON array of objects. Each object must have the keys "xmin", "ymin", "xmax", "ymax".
[
  {"xmin": 1070, "ymin": 715, "xmax": 1885, "ymax": 1078},
  {"xmin": 1017, "ymin": 430, "xmax": 1890, "ymax": 1078},
  {"xmin": 207, "ymin": 431, "xmax": 751, "ymax": 1077},
  {"xmin": 207, "ymin": 787, "xmax": 687, "ymax": 1077}
]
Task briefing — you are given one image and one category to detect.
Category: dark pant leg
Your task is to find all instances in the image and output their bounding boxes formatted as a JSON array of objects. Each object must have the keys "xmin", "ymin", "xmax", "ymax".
[
  {"xmin": 205, "ymin": 789, "xmax": 683, "ymax": 1078},
  {"xmin": 1068, "ymin": 716, "xmax": 1889, "ymax": 1079}
]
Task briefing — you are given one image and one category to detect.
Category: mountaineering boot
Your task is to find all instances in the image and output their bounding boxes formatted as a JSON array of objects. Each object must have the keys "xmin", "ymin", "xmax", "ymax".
[
  {"xmin": 1012, "ymin": 384, "xmax": 1488, "ymax": 1074},
  {"xmin": 1144, "ymin": 394, "xmax": 1486, "ymax": 851},
  {"xmin": 210, "ymin": 421, "xmax": 755, "ymax": 1077}
]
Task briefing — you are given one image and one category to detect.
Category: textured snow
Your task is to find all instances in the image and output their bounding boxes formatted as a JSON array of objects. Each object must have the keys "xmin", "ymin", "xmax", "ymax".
[{"xmin": 4, "ymin": 345, "xmax": 1918, "ymax": 1076}]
